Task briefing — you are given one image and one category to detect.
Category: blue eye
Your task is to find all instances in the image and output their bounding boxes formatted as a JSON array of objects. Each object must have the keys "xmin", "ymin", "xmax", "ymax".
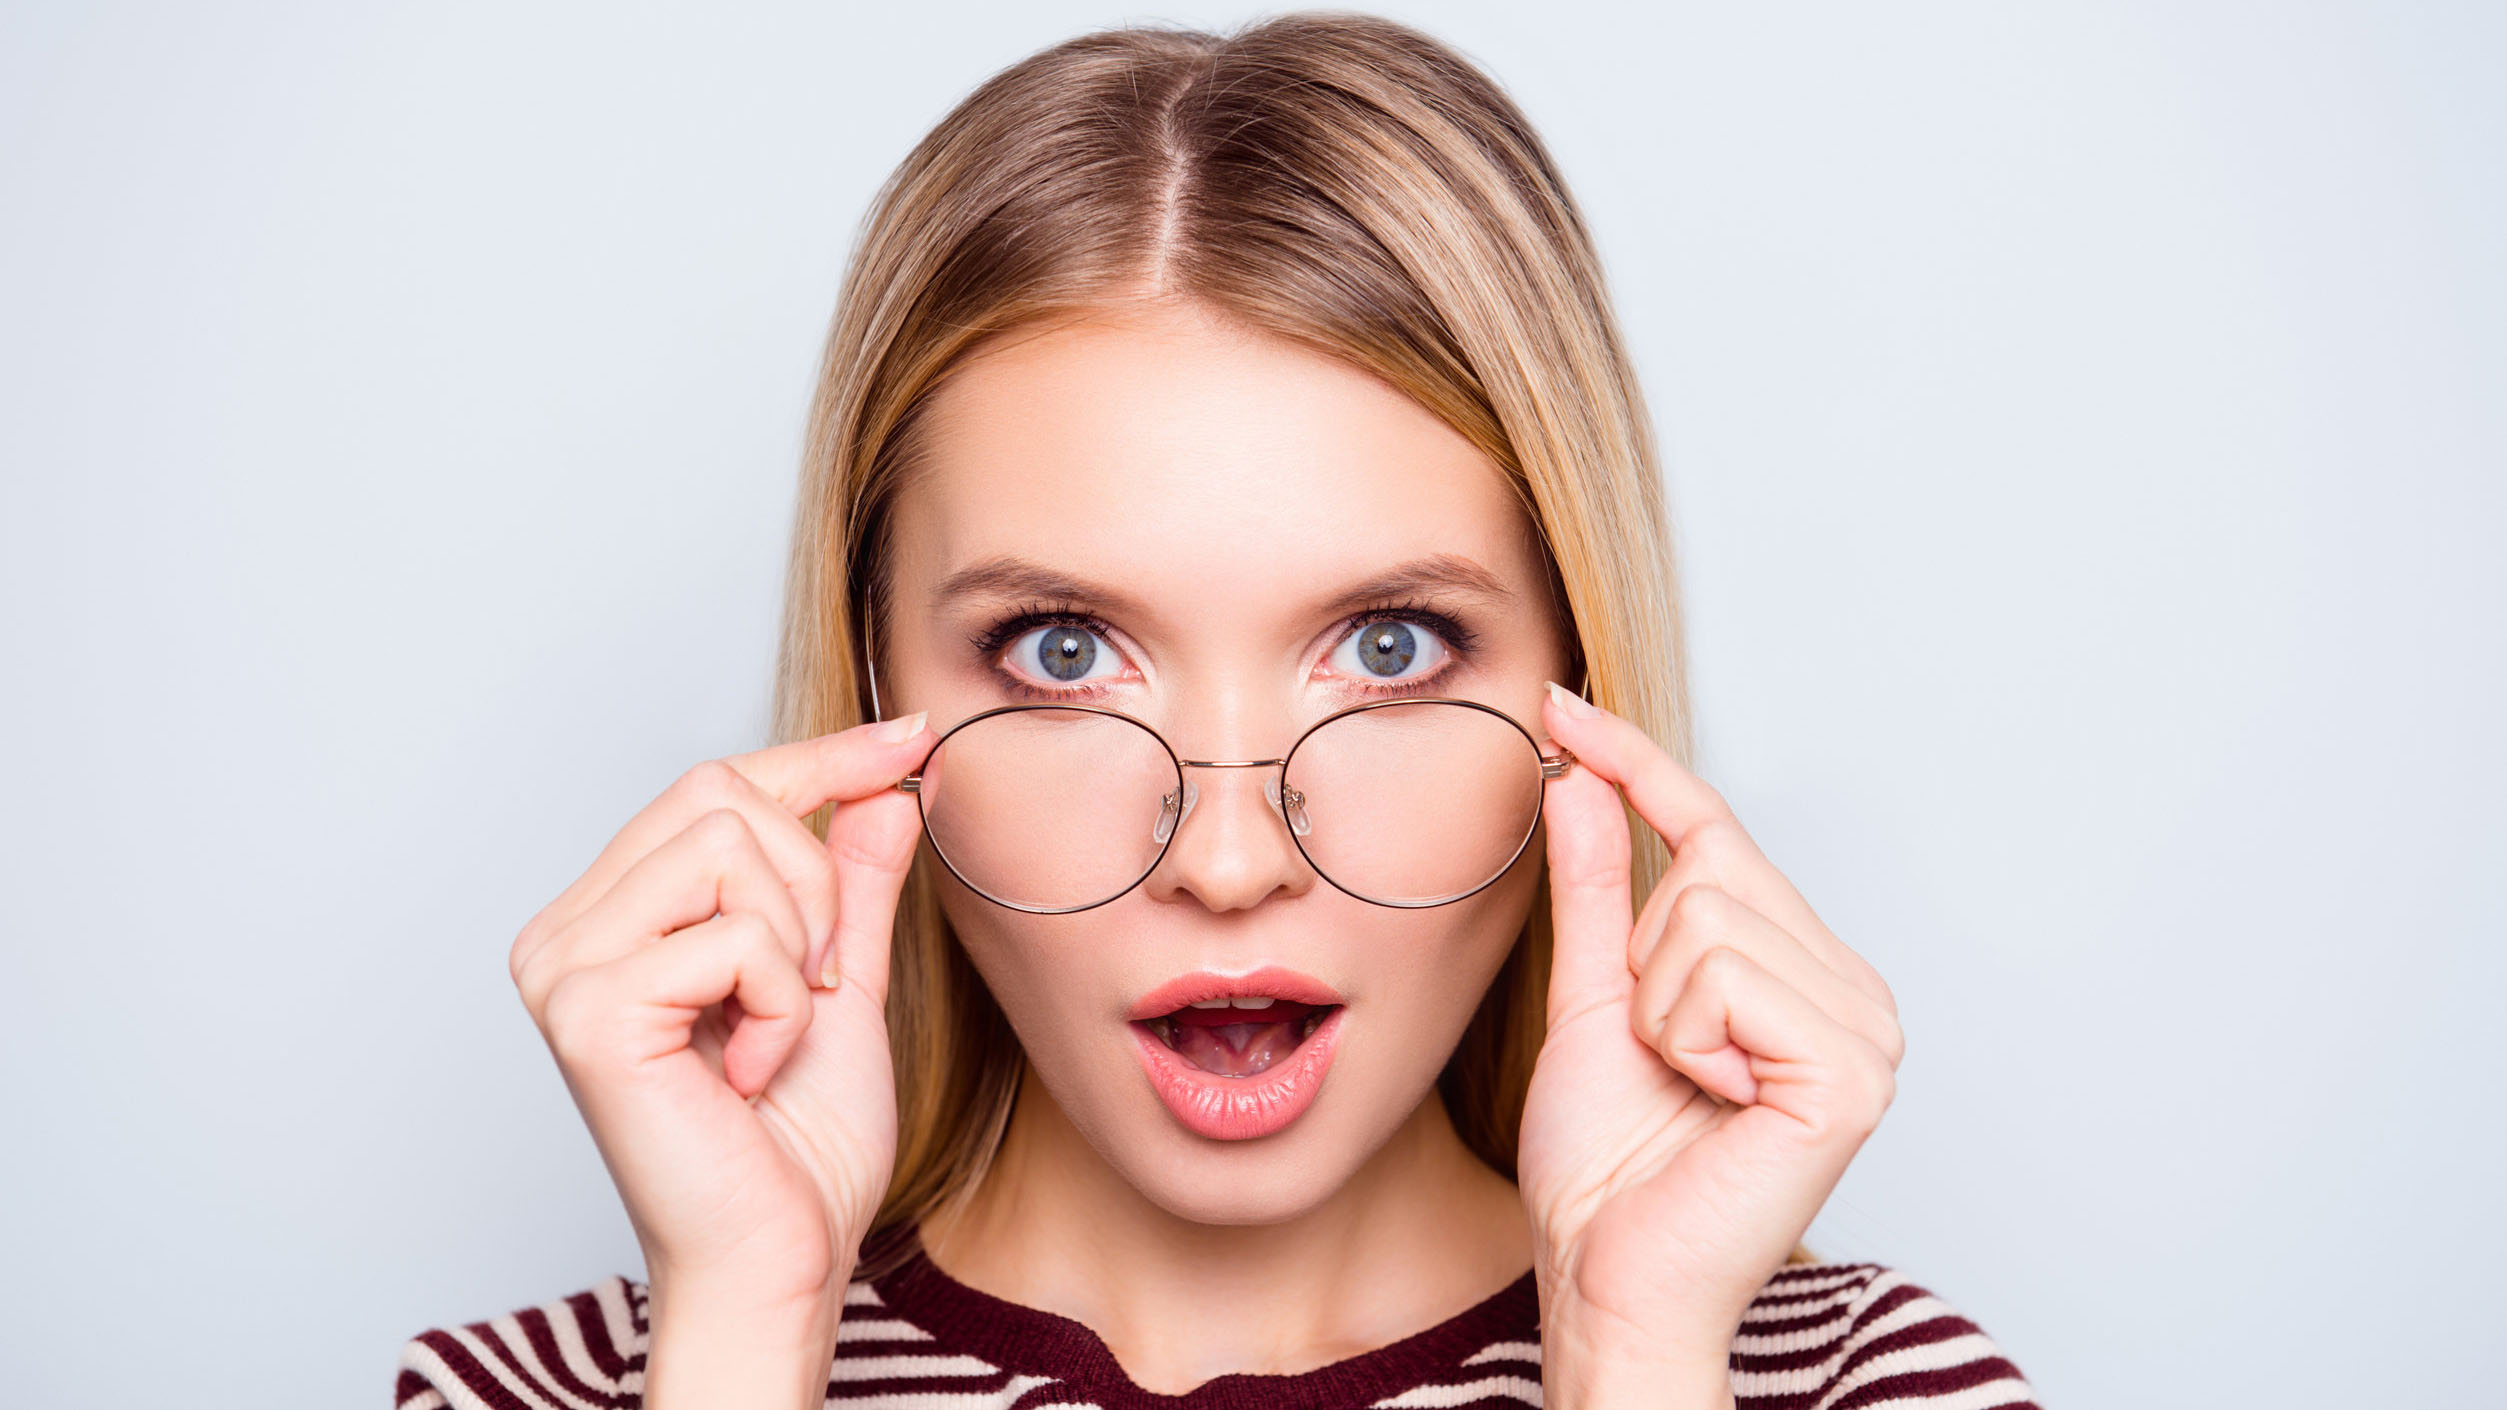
[
  {"xmin": 1004, "ymin": 623, "xmax": 1121, "ymax": 686},
  {"xmin": 1330, "ymin": 618, "xmax": 1451, "ymax": 682}
]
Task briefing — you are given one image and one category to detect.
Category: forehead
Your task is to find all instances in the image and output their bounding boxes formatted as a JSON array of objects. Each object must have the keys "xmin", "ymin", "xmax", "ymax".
[{"xmin": 891, "ymin": 302, "xmax": 1540, "ymax": 619}]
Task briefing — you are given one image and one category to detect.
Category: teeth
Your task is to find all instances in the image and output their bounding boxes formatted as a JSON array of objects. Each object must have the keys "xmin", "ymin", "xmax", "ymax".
[
  {"xmin": 1185, "ymin": 995, "xmax": 1281, "ymax": 1009},
  {"xmin": 1187, "ymin": 998, "xmax": 1233, "ymax": 1009}
]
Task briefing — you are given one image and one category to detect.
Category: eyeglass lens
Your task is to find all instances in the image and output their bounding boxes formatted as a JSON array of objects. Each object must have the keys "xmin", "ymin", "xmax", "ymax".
[{"xmin": 912, "ymin": 701, "xmax": 1544, "ymax": 912}]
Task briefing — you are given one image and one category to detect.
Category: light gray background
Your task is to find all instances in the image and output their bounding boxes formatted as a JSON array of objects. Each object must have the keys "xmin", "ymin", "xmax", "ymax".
[{"xmin": 3, "ymin": 3, "xmax": 2498, "ymax": 1405}]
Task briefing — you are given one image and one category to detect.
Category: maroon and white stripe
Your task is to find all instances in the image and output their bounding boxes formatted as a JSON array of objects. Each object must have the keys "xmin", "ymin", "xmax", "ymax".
[{"xmin": 397, "ymin": 1247, "xmax": 2041, "ymax": 1409}]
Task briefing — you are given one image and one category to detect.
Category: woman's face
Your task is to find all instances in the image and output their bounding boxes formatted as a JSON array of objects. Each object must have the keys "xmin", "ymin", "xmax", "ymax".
[{"xmin": 880, "ymin": 297, "xmax": 1575, "ymax": 1225}]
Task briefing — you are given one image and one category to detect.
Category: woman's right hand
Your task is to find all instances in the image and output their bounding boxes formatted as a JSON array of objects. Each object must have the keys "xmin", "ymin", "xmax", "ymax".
[{"xmin": 506, "ymin": 712, "xmax": 934, "ymax": 1331}]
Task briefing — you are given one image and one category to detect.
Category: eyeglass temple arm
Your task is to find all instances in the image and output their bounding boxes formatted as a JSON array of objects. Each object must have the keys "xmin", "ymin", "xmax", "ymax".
[{"xmin": 865, "ymin": 611, "xmax": 884, "ymax": 723}]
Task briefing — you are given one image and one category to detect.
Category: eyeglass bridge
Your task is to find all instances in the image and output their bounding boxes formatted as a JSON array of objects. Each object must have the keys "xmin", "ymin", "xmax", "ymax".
[{"xmin": 1151, "ymin": 758, "xmax": 1311, "ymax": 843}]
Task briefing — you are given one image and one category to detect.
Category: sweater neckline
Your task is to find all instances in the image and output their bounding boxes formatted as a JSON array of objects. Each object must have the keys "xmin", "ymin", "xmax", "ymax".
[{"xmin": 868, "ymin": 1226, "xmax": 1542, "ymax": 1410}]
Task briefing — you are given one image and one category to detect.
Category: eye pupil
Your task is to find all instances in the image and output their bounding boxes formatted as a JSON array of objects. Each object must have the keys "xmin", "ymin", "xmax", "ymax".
[
  {"xmin": 1038, "ymin": 628, "xmax": 1096, "ymax": 681},
  {"xmin": 1355, "ymin": 621, "xmax": 1417, "ymax": 677}
]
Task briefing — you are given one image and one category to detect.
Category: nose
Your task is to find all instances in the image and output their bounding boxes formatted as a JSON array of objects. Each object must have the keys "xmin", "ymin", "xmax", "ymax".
[{"xmin": 1139, "ymin": 758, "xmax": 1319, "ymax": 912}]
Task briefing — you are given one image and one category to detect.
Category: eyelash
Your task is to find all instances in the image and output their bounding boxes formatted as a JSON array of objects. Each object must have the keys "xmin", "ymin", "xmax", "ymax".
[{"xmin": 968, "ymin": 599, "xmax": 1480, "ymax": 703}]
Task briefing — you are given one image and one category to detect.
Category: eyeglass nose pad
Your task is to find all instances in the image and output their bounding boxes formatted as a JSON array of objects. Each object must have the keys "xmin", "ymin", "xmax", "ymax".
[
  {"xmin": 1266, "ymin": 776, "xmax": 1312, "ymax": 837},
  {"xmin": 1152, "ymin": 777, "xmax": 1200, "ymax": 845}
]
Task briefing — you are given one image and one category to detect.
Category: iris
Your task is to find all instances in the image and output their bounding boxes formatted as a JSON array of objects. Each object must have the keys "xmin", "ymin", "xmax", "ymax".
[
  {"xmin": 1353, "ymin": 621, "xmax": 1416, "ymax": 676},
  {"xmin": 1038, "ymin": 628, "xmax": 1096, "ymax": 681}
]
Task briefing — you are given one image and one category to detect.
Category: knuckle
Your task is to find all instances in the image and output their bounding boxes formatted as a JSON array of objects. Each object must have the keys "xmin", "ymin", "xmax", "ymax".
[
  {"xmin": 1685, "ymin": 815, "xmax": 1740, "ymax": 857},
  {"xmin": 510, "ymin": 947, "xmax": 547, "ymax": 1010},
  {"xmin": 509, "ymin": 921, "xmax": 565, "ymax": 1009},
  {"xmin": 1693, "ymin": 943, "xmax": 1749, "ymax": 986},
  {"xmin": 689, "ymin": 805, "xmax": 758, "ymax": 857},
  {"xmin": 825, "ymin": 822, "xmax": 893, "ymax": 872},
  {"xmin": 1698, "ymin": 779, "xmax": 1738, "ymax": 822},
  {"xmin": 673, "ymin": 757, "xmax": 746, "ymax": 806},
  {"xmin": 1809, "ymin": 1052, "xmax": 1894, "ymax": 1142},
  {"xmin": 537, "ymin": 970, "xmax": 610, "ymax": 1064},
  {"xmin": 1668, "ymin": 881, "xmax": 1726, "ymax": 930},
  {"xmin": 1858, "ymin": 1054, "xmax": 1899, "ymax": 1123},
  {"xmin": 1570, "ymin": 852, "xmax": 1633, "ymax": 892},
  {"xmin": 508, "ymin": 905, "xmax": 561, "ymax": 985},
  {"xmin": 724, "ymin": 907, "xmax": 785, "ymax": 957}
]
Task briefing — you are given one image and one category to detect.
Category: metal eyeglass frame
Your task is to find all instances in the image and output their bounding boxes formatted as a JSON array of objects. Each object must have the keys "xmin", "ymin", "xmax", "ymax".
[{"xmin": 862, "ymin": 619, "xmax": 1579, "ymax": 915}]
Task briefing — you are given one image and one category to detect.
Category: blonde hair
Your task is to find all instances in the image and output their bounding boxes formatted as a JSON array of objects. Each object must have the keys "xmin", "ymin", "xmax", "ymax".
[{"xmin": 771, "ymin": 10, "xmax": 1819, "ymax": 1277}]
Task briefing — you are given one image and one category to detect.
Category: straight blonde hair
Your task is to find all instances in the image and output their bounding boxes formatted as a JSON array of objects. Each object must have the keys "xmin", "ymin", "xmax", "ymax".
[{"xmin": 770, "ymin": 11, "xmax": 1820, "ymax": 1278}]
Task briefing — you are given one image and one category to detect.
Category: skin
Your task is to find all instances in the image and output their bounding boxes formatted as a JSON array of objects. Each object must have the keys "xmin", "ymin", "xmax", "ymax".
[
  {"xmin": 879, "ymin": 297, "xmax": 1567, "ymax": 1389},
  {"xmin": 506, "ymin": 293, "xmax": 1905, "ymax": 1410}
]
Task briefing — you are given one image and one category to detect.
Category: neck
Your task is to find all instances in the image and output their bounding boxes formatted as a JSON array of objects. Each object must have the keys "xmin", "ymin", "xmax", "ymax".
[{"xmin": 915, "ymin": 1057, "xmax": 1535, "ymax": 1395}]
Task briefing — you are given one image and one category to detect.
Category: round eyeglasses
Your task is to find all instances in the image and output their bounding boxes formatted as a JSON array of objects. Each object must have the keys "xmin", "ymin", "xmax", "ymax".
[{"xmin": 890, "ymin": 697, "xmax": 1576, "ymax": 914}]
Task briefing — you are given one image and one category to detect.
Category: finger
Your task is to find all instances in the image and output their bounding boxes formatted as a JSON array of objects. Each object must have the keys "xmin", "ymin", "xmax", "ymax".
[
  {"xmin": 1542, "ymin": 682, "xmax": 1732, "ymax": 852},
  {"xmin": 550, "ymin": 908, "xmax": 814, "ymax": 1100},
  {"xmin": 519, "ymin": 808, "xmax": 810, "ymax": 1012},
  {"xmin": 1540, "ymin": 752, "xmax": 1638, "ymax": 1031},
  {"xmin": 1544, "ymin": 683, "xmax": 1897, "ymax": 1019},
  {"xmin": 514, "ymin": 715, "xmax": 934, "ymax": 976},
  {"xmin": 1630, "ymin": 883, "xmax": 1904, "ymax": 1072},
  {"xmin": 723, "ymin": 711, "xmax": 933, "ymax": 819},
  {"xmin": 816, "ymin": 783, "xmax": 926, "ymax": 1005},
  {"xmin": 1652, "ymin": 943, "xmax": 1898, "ymax": 1141},
  {"xmin": 1631, "ymin": 817, "xmax": 1898, "ymax": 1020}
]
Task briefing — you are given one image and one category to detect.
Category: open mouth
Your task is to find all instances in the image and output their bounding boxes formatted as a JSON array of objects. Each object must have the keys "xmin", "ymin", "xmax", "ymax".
[{"xmin": 1137, "ymin": 998, "xmax": 1341, "ymax": 1079}]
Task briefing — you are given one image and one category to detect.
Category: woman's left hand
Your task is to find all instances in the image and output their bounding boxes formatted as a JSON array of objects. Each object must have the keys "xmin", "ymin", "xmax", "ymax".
[{"xmin": 1516, "ymin": 683, "xmax": 1905, "ymax": 1407}]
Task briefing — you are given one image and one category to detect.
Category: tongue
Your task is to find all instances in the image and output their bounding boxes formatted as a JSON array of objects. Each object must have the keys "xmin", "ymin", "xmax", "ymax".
[{"xmin": 1165, "ymin": 1002, "xmax": 1321, "ymax": 1078}]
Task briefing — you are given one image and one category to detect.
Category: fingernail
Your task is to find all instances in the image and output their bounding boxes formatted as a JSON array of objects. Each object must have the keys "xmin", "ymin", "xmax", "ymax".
[
  {"xmin": 819, "ymin": 945, "xmax": 843, "ymax": 991},
  {"xmin": 872, "ymin": 710, "xmax": 927, "ymax": 745},
  {"xmin": 1546, "ymin": 680, "xmax": 1601, "ymax": 719}
]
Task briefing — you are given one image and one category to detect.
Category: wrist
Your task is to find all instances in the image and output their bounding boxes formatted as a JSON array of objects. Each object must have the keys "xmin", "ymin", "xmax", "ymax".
[
  {"xmin": 644, "ymin": 1264, "xmax": 851, "ymax": 1410},
  {"xmin": 1542, "ymin": 1312, "xmax": 1735, "ymax": 1410},
  {"xmin": 1545, "ymin": 1345, "xmax": 1735, "ymax": 1410}
]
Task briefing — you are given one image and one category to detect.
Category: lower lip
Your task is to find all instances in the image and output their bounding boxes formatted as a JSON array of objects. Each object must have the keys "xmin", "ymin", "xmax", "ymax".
[{"xmin": 1129, "ymin": 1006, "xmax": 1347, "ymax": 1141}]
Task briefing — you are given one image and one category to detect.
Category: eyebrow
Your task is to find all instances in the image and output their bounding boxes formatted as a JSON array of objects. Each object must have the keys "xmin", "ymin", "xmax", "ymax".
[
  {"xmin": 930, "ymin": 556, "xmax": 1151, "ymax": 617},
  {"xmin": 930, "ymin": 551, "xmax": 1515, "ymax": 620},
  {"xmin": 1311, "ymin": 553, "xmax": 1516, "ymax": 616}
]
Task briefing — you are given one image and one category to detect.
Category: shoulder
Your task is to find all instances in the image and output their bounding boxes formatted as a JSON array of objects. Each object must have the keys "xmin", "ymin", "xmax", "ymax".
[
  {"xmin": 1731, "ymin": 1261, "xmax": 2043, "ymax": 1409},
  {"xmin": 394, "ymin": 1275, "xmax": 651, "ymax": 1409}
]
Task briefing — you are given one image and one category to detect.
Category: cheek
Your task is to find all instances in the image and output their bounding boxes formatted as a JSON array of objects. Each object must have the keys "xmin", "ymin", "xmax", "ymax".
[
  {"xmin": 1425, "ymin": 855, "xmax": 1547, "ymax": 1020},
  {"xmin": 1448, "ymin": 871, "xmax": 1542, "ymax": 987},
  {"xmin": 932, "ymin": 891, "xmax": 1081, "ymax": 1039},
  {"xmin": 1362, "ymin": 862, "xmax": 1543, "ymax": 1046}
]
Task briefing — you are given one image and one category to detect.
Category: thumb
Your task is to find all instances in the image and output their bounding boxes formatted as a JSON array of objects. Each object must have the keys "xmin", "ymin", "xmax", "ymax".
[
  {"xmin": 1541, "ymin": 751, "xmax": 1638, "ymax": 1031},
  {"xmin": 814, "ymin": 783, "xmax": 926, "ymax": 1010}
]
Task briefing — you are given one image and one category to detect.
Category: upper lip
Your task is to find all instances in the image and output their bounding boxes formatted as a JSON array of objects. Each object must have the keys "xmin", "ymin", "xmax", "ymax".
[{"xmin": 1126, "ymin": 966, "xmax": 1345, "ymax": 1021}]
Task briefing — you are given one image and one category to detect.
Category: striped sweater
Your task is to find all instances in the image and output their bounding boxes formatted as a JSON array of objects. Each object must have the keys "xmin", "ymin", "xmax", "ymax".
[{"xmin": 395, "ymin": 1232, "xmax": 2043, "ymax": 1409}]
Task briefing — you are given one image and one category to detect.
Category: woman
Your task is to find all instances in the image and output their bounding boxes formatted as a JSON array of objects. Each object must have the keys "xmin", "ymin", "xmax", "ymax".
[{"xmin": 399, "ymin": 14, "xmax": 2041, "ymax": 1409}]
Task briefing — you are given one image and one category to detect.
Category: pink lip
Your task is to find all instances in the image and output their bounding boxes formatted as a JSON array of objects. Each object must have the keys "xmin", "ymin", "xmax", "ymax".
[
  {"xmin": 1125, "ymin": 965, "xmax": 1345, "ymax": 1021},
  {"xmin": 1130, "ymin": 1005, "xmax": 1346, "ymax": 1141}
]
